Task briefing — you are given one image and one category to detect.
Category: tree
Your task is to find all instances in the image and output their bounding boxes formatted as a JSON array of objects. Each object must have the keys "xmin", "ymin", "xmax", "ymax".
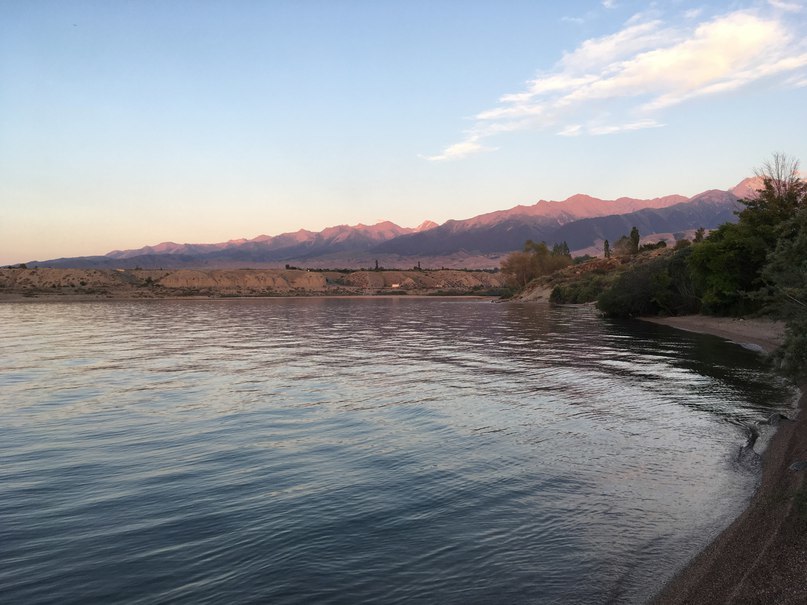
[
  {"xmin": 500, "ymin": 239, "xmax": 573, "ymax": 289},
  {"xmin": 629, "ymin": 226, "xmax": 640, "ymax": 255},
  {"xmin": 693, "ymin": 227, "xmax": 705, "ymax": 243},
  {"xmin": 752, "ymin": 152, "xmax": 806, "ymax": 211},
  {"xmin": 552, "ymin": 241, "xmax": 571, "ymax": 257},
  {"xmin": 612, "ymin": 227, "xmax": 641, "ymax": 258},
  {"xmin": 741, "ymin": 153, "xmax": 806, "ymax": 240},
  {"xmin": 761, "ymin": 205, "xmax": 807, "ymax": 377},
  {"xmin": 500, "ymin": 251, "xmax": 538, "ymax": 289},
  {"xmin": 688, "ymin": 153, "xmax": 807, "ymax": 316},
  {"xmin": 603, "ymin": 239, "xmax": 611, "ymax": 259},
  {"xmin": 613, "ymin": 235, "xmax": 633, "ymax": 258},
  {"xmin": 523, "ymin": 239, "xmax": 548, "ymax": 255},
  {"xmin": 763, "ymin": 207, "xmax": 807, "ymax": 318},
  {"xmin": 687, "ymin": 221, "xmax": 768, "ymax": 315}
]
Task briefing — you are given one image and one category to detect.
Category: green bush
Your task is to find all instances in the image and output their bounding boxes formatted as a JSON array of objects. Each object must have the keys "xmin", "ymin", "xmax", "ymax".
[
  {"xmin": 550, "ymin": 275, "xmax": 612, "ymax": 304},
  {"xmin": 597, "ymin": 249, "xmax": 701, "ymax": 318}
]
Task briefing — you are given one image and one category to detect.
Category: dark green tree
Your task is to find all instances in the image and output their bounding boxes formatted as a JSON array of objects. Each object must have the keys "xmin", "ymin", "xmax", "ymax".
[
  {"xmin": 603, "ymin": 239, "xmax": 611, "ymax": 258},
  {"xmin": 629, "ymin": 226, "xmax": 640, "ymax": 255},
  {"xmin": 688, "ymin": 153, "xmax": 806, "ymax": 316},
  {"xmin": 687, "ymin": 221, "xmax": 768, "ymax": 315},
  {"xmin": 552, "ymin": 241, "xmax": 571, "ymax": 257},
  {"xmin": 762, "ymin": 205, "xmax": 807, "ymax": 376}
]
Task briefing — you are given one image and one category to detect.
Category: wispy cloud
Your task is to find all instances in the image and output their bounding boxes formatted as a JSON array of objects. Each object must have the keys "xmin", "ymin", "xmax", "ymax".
[
  {"xmin": 786, "ymin": 73, "xmax": 807, "ymax": 87},
  {"xmin": 426, "ymin": 8, "xmax": 807, "ymax": 161},
  {"xmin": 420, "ymin": 136, "xmax": 496, "ymax": 162},
  {"xmin": 561, "ymin": 15, "xmax": 586, "ymax": 25},
  {"xmin": 557, "ymin": 124, "xmax": 583, "ymax": 137},
  {"xmin": 768, "ymin": 0, "xmax": 803, "ymax": 12},
  {"xmin": 589, "ymin": 119, "xmax": 664, "ymax": 135}
]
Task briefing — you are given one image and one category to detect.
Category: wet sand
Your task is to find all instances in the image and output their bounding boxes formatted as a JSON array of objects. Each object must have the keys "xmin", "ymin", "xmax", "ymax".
[{"xmin": 643, "ymin": 315, "xmax": 806, "ymax": 604}]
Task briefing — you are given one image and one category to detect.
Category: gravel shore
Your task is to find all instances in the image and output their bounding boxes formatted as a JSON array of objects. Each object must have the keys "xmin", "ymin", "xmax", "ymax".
[{"xmin": 642, "ymin": 315, "xmax": 806, "ymax": 604}]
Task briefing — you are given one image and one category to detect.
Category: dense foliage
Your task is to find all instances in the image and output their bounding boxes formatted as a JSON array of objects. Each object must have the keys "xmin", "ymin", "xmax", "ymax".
[
  {"xmin": 595, "ymin": 153, "xmax": 807, "ymax": 377},
  {"xmin": 550, "ymin": 273, "xmax": 613, "ymax": 304},
  {"xmin": 597, "ymin": 247, "xmax": 700, "ymax": 317},
  {"xmin": 762, "ymin": 204, "xmax": 807, "ymax": 376}
]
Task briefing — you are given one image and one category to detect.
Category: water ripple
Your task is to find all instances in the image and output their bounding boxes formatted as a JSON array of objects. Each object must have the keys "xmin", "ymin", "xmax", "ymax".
[{"xmin": 0, "ymin": 299, "xmax": 796, "ymax": 604}]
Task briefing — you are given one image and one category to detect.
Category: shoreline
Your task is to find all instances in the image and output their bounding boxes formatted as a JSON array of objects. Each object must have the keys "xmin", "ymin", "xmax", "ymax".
[
  {"xmin": 640, "ymin": 315, "xmax": 786, "ymax": 354},
  {"xmin": 642, "ymin": 315, "xmax": 806, "ymax": 604},
  {"xmin": 0, "ymin": 293, "xmax": 499, "ymax": 303},
  {"xmin": 0, "ymin": 267, "xmax": 507, "ymax": 301}
]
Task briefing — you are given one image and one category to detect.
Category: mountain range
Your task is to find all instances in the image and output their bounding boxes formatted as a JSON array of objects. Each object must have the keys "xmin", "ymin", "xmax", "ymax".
[{"xmin": 24, "ymin": 178, "xmax": 761, "ymax": 269}]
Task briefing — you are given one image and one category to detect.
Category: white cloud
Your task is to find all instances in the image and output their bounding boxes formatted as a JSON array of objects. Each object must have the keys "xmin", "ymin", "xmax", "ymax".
[
  {"xmin": 559, "ymin": 20, "xmax": 670, "ymax": 72},
  {"xmin": 561, "ymin": 15, "xmax": 585, "ymax": 25},
  {"xmin": 768, "ymin": 0, "xmax": 803, "ymax": 12},
  {"xmin": 786, "ymin": 73, "xmax": 807, "ymax": 87},
  {"xmin": 589, "ymin": 119, "xmax": 664, "ymax": 135},
  {"xmin": 602, "ymin": 0, "xmax": 617, "ymax": 9},
  {"xmin": 421, "ymin": 136, "xmax": 495, "ymax": 162},
  {"xmin": 558, "ymin": 124, "xmax": 583, "ymax": 136},
  {"xmin": 425, "ymin": 8, "xmax": 807, "ymax": 161}
]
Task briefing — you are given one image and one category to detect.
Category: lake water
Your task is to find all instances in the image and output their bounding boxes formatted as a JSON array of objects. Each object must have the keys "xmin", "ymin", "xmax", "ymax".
[{"xmin": 0, "ymin": 298, "xmax": 795, "ymax": 604}]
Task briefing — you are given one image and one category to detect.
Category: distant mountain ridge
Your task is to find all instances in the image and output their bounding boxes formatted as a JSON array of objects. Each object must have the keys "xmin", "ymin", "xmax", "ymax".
[
  {"xmin": 24, "ymin": 178, "xmax": 762, "ymax": 269},
  {"xmin": 106, "ymin": 220, "xmax": 439, "ymax": 260}
]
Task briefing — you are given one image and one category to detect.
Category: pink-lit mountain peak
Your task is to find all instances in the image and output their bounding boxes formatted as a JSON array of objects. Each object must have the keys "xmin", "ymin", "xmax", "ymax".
[
  {"xmin": 319, "ymin": 221, "xmax": 413, "ymax": 241},
  {"xmin": 102, "ymin": 178, "xmax": 756, "ymax": 262},
  {"xmin": 460, "ymin": 191, "xmax": 689, "ymax": 229},
  {"xmin": 730, "ymin": 176, "xmax": 765, "ymax": 200},
  {"xmin": 105, "ymin": 221, "xmax": 423, "ymax": 259}
]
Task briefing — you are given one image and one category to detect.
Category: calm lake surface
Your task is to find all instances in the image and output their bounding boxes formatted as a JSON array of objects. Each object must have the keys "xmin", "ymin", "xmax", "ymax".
[{"xmin": 0, "ymin": 298, "xmax": 795, "ymax": 604}]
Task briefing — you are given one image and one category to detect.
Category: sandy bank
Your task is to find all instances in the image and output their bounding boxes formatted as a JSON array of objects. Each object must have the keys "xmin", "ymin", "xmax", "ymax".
[
  {"xmin": 641, "ymin": 315, "xmax": 785, "ymax": 354},
  {"xmin": 646, "ymin": 315, "xmax": 806, "ymax": 604},
  {"xmin": 513, "ymin": 285, "xmax": 553, "ymax": 302}
]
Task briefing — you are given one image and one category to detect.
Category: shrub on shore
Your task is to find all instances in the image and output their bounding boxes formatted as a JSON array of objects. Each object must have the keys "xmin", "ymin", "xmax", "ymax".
[
  {"xmin": 550, "ymin": 274, "xmax": 612, "ymax": 304},
  {"xmin": 595, "ymin": 248, "xmax": 701, "ymax": 317}
]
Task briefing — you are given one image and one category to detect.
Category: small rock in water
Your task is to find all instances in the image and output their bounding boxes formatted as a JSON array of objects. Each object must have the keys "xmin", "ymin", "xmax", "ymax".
[
  {"xmin": 736, "ymin": 425, "xmax": 761, "ymax": 467},
  {"xmin": 737, "ymin": 446, "xmax": 761, "ymax": 467},
  {"xmin": 789, "ymin": 461, "xmax": 807, "ymax": 472}
]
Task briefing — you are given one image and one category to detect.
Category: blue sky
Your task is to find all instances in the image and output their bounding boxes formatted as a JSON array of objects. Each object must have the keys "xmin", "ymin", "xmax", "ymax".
[{"xmin": 2, "ymin": 0, "xmax": 806, "ymax": 264}]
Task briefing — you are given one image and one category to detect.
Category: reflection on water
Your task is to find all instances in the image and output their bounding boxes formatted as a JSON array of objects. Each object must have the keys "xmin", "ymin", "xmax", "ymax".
[{"xmin": 0, "ymin": 299, "xmax": 795, "ymax": 604}]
